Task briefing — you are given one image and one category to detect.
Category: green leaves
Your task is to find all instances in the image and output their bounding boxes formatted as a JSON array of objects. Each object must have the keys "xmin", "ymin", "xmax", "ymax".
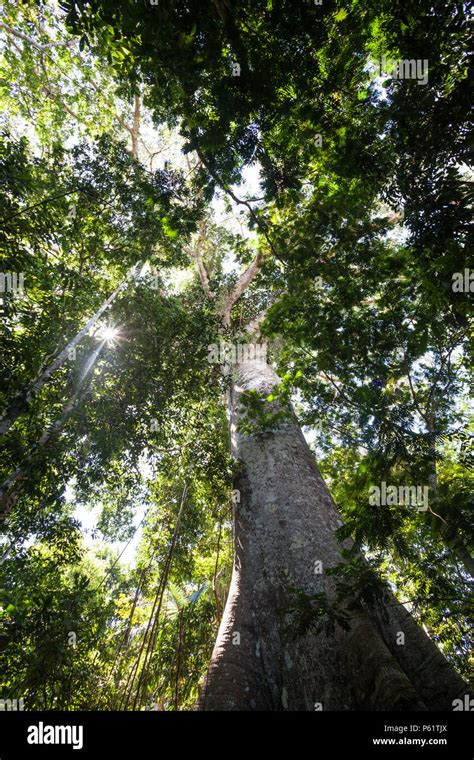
[
  {"xmin": 237, "ymin": 384, "xmax": 293, "ymax": 437},
  {"xmin": 283, "ymin": 587, "xmax": 351, "ymax": 638},
  {"xmin": 161, "ymin": 215, "xmax": 179, "ymax": 239}
]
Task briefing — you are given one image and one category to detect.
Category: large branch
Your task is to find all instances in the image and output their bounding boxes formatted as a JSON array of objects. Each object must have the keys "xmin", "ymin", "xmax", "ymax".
[
  {"xmin": 242, "ymin": 307, "xmax": 270, "ymax": 338},
  {"xmin": 220, "ymin": 250, "xmax": 264, "ymax": 328},
  {"xmin": 4, "ymin": 21, "xmax": 143, "ymax": 161},
  {"xmin": 185, "ymin": 222, "xmax": 214, "ymax": 300},
  {"xmin": 6, "ymin": 36, "xmax": 86, "ymax": 125},
  {"xmin": 116, "ymin": 112, "xmax": 133, "ymax": 136},
  {"xmin": 0, "ymin": 21, "xmax": 75, "ymax": 53},
  {"xmin": 193, "ymin": 145, "xmax": 285, "ymax": 267},
  {"xmin": 131, "ymin": 94, "xmax": 141, "ymax": 160}
]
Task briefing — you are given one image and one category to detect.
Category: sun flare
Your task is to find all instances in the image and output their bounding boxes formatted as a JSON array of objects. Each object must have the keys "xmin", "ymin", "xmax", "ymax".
[{"xmin": 97, "ymin": 324, "xmax": 120, "ymax": 347}]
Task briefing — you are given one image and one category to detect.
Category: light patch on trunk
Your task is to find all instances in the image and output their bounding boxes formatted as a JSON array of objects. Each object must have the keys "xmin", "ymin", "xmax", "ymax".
[
  {"xmin": 290, "ymin": 535, "xmax": 306, "ymax": 550},
  {"xmin": 281, "ymin": 687, "xmax": 289, "ymax": 709}
]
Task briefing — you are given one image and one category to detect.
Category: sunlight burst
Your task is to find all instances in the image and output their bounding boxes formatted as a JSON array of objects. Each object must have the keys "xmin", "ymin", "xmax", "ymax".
[{"xmin": 97, "ymin": 323, "xmax": 121, "ymax": 347}]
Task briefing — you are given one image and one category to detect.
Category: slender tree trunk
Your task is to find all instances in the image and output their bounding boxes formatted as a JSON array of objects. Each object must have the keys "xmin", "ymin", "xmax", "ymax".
[
  {"xmin": 0, "ymin": 379, "xmax": 87, "ymax": 520},
  {"xmin": 441, "ymin": 527, "xmax": 474, "ymax": 577},
  {"xmin": 0, "ymin": 343, "xmax": 107, "ymax": 520},
  {"xmin": 426, "ymin": 412, "xmax": 474, "ymax": 576},
  {"xmin": 131, "ymin": 95, "xmax": 141, "ymax": 160},
  {"xmin": 0, "ymin": 262, "xmax": 140, "ymax": 438},
  {"xmin": 199, "ymin": 359, "xmax": 468, "ymax": 710}
]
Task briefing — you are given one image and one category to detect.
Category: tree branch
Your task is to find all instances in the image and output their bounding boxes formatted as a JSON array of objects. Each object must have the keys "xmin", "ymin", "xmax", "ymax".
[
  {"xmin": 0, "ymin": 20, "xmax": 76, "ymax": 53},
  {"xmin": 220, "ymin": 250, "xmax": 264, "ymax": 327},
  {"xmin": 185, "ymin": 222, "xmax": 214, "ymax": 300},
  {"xmin": 193, "ymin": 145, "xmax": 285, "ymax": 267},
  {"xmin": 131, "ymin": 94, "xmax": 141, "ymax": 160}
]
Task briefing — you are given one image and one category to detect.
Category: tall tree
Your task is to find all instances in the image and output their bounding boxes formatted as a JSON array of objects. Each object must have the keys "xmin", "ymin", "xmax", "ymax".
[{"xmin": 0, "ymin": 0, "xmax": 471, "ymax": 711}]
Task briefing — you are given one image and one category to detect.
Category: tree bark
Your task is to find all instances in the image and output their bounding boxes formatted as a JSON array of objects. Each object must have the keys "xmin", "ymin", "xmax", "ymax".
[{"xmin": 199, "ymin": 359, "xmax": 468, "ymax": 710}]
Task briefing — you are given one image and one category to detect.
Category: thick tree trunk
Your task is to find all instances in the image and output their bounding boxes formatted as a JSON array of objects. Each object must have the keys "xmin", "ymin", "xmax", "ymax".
[{"xmin": 199, "ymin": 359, "xmax": 468, "ymax": 710}]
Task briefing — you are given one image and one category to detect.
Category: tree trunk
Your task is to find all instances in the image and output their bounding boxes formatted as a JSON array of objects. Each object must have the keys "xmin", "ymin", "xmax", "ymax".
[
  {"xmin": 199, "ymin": 359, "xmax": 468, "ymax": 710},
  {"xmin": 0, "ymin": 343, "xmax": 106, "ymax": 521},
  {"xmin": 426, "ymin": 411, "xmax": 474, "ymax": 577}
]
